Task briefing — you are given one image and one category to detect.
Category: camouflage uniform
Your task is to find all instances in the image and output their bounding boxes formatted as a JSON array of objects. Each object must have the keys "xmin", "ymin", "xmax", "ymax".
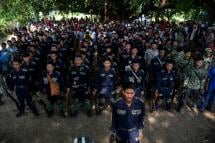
[
  {"xmin": 173, "ymin": 51, "xmax": 194, "ymax": 92},
  {"xmin": 164, "ymin": 45, "xmax": 173, "ymax": 55},
  {"xmin": 203, "ymin": 56, "xmax": 213, "ymax": 71},
  {"xmin": 177, "ymin": 30, "xmax": 185, "ymax": 49},
  {"xmin": 203, "ymin": 48, "xmax": 214, "ymax": 71},
  {"xmin": 182, "ymin": 65, "xmax": 207, "ymax": 108},
  {"xmin": 171, "ymin": 49, "xmax": 180, "ymax": 62}
]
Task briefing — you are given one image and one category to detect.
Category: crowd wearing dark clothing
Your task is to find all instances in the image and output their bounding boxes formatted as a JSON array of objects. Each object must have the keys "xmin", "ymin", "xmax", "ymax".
[{"xmin": 0, "ymin": 18, "xmax": 215, "ymax": 118}]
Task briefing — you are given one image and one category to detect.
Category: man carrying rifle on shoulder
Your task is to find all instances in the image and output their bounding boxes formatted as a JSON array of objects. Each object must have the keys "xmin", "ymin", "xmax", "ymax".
[{"xmin": 10, "ymin": 59, "xmax": 39, "ymax": 117}]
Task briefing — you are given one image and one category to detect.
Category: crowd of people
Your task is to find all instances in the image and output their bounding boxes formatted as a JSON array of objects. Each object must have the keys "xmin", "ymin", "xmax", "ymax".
[{"xmin": 0, "ymin": 18, "xmax": 215, "ymax": 119}]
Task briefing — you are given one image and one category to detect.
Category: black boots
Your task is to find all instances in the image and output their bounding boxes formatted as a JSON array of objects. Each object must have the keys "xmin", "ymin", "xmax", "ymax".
[
  {"xmin": 16, "ymin": 111, "xmax": 24, "ymax": 118},
  {"xmin": 0, "ymin": 94, "xmax": 4, "ymax": 105}
]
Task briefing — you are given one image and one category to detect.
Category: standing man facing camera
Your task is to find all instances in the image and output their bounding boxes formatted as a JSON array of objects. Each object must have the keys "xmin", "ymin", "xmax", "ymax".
[{"xmin": 110, "ymin": 84, "xmax": 145, "ymax": 143}]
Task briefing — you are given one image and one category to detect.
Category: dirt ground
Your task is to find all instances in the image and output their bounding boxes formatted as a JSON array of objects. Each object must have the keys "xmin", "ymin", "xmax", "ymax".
[{"xmin": 0, "ymin": 95, "xmax": 215, "ymax": 143}]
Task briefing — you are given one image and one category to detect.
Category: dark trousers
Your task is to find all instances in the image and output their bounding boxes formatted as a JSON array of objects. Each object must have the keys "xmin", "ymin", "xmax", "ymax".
[
  {"xmin": 116, "ymin": 128, "xmax": 139, "ymax": 143},
  {"xmin": 47, "ymin": 93, "xmax": 64, "ymax": 112},
  {"xmin": 71, "ymin": 87, "xmax": 92, "ymax": 114},
  {"xmin": 201, "ymin": 88, "xmax": 215, "ymax": 111},
  {"xmin": 158, "ymin": 88, "xmax": 174, "ymax": 110},
  {"xmin": 16, "ymin": 87, "xmax": 38, "ymax": 114},
  {"xmin": 177, "ymin": 88, "xmax": 199, "ymax": 111}
]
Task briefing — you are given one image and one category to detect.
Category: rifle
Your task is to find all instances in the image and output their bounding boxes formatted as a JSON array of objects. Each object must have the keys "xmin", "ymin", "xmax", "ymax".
[
  {"xmin": 34, "ymin": 91, "xmax": 49, "ymax": 114},
  {"xmin": 0, "ymin": 74, "xmax": 20, "ymax": 111},
  {"xmin": 65, "ymin": 91, "xmax": 70, "ymax": 117},
  {"xmin": 176, "ymin": 87, "xmax": 187, "ymax": 112},
  {"xmin": 109, "ymin": 133, "xmax": 116, "ymax": 143},
  {"xmin": 37, "ymin": 99, "xmax": 49, "ymax": 113},
  {"xmin": 93, "ymin": 90, "xmax": 99, "ymax": 114},
  {"xmin": 65, "ymin": 88, "xmax": 73, "ymax": 117}
]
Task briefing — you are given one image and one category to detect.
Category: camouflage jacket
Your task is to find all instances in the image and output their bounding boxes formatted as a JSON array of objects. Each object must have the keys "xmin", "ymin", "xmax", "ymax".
[
  {"xmin": 183, "ymin": 66, "xmax": 207, "ymax": 89},
  {"xmin": 173, "ymin": 52, "xmax": 194, "ymax": 80},
  {"xmin": 203, "ymin": 56, "xmax": 213, "ymax": 71}
]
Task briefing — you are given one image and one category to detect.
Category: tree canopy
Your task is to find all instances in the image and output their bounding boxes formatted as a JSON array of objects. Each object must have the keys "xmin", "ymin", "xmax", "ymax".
[{"xmin": 0, "ymin": 0, "xmax": 214, "ymax": 30}]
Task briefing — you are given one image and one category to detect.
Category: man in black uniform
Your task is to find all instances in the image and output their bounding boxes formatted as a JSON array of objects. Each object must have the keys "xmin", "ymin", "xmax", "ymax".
[
  {"xmin": 10, "ymin": 59, "xmax": 39, "ymax": 117},
  {"xmin": 40, "ymin": 62, "xmax": 65, "ymax": 117},
  {"xmin": 110, "ymin": 84, "xmax": 145, "ymax": 143},
  {"xmin": 21, "ymin": 53, "xmax": 37, "ymax": 95},
  {"xmin": 66, "ymin": 55, "xmax": 92, "ymax": 117}
]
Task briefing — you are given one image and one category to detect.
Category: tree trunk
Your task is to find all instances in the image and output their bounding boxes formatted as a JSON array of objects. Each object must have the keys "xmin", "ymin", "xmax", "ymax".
[{"xmin": 204, "ymin": 0, "xmax": 215, "ymax": 26}]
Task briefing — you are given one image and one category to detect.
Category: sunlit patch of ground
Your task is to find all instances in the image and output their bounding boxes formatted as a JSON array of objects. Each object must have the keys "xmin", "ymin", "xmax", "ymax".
[{"xmin": 0, "ymin": 96, "xmax": 214, "ymax": 143}]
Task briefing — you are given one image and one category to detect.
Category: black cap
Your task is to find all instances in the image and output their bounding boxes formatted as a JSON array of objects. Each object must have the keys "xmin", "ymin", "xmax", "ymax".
[
  {"xmin": 81, "ymin": 45, "xmax": 87, "ymax": 49},
  {"xmin": 80, "ymin": 51, "xmax": 87, "ymax": 55},
  {"xmin": 132, "ymin": 59, "xmax": 141, "ymax": 64},
  {"xmin": 12, "ymin": 58, "xmax": 21, "ymax": 63},
  {"xmin": 131, "ymin": 46, "xmax": 138, "ymax": 51},
  {"xmin": 50, "ymin": 51, "xmax": 58, "ymax": 55},
  {"xmin": 151, "ymin": 41, "xmax": 157, "ymax": 45},
  {"xmin": 46, "ymin": 61, "xmax": 55, "ymax": 67},
  {"xmin": 194, "ymin": 55, "xmax": 204, "ymax": 61},
  {"xmin": 159, "ymin": 47, "xmax": 166, "ymax": 52},
  {"xmin": 122, "ymin": 83, "xmax": 135, "ymax": 91},
  {"xmin": 184, "ymin": 49, "xmax": 192, "ymax": 53},
  {"xmin": 103, "ymin": 57, "xmax": 112, "ymax": 63},
  {"xmin": 165, "ymin": 59, "xmax": 174, "ymax": 64},
  {"xmin": 22, "ymin": 53, "xmax": 30, "ymax": 58},
  {"xmin": 1, "ymin": 42, "xmax": 6, "ymax": 46},
  {"xmin": 83, "ymin": 38, "xmax": 90, "ymax": 43}
]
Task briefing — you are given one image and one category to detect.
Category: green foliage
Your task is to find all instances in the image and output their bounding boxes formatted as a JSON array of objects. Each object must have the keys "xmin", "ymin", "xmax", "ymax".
[
  {"xmin": 0, "ymin": 0, "xmax": 34, "ymax": 34},
  {"xmin": 0, "ymin": 0, "xmax": 214, "ymax": 30}
]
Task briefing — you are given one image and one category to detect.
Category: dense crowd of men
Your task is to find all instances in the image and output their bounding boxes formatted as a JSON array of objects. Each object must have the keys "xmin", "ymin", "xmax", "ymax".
[
  {"xmin": 0, "ymin": 18, "xmax": 215, "ymax": 142},
  {"xmin": 0, "ymin": 19, "xmax": 215, "ymax": 117},
  {"xmin": 0, "ymin": 18, "xmax": 215, "ymax": 115}
]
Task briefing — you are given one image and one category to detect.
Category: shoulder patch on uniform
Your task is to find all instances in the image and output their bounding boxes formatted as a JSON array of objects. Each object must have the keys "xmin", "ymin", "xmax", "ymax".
[
  {"xmin": 135, "ymin": 97, "xmax": 144, "ymax": 103},
  {"xmin": 114, "ymin": 97, "xmax": 123, "ymax": 103},
  {"xmin": 56, "ymin": 71, "xmax": 61, "ymax": 75}
]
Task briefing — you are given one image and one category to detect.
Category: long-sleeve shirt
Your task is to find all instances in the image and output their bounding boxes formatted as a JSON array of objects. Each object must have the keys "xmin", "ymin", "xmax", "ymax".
[
  {"xmin": 10, "ymin": 69, "xmax": 30, "ymax": 89},
  {"xmin": 156, "ymin": 70, "xmax": 176, "ymax": 90},
  {"xmin": 96, "ymin": 68, "xmax": 116, "ymax": 95},
  {"xmin": 67, "ymin": 65, "xmax": 89, "ymax": 89},
  {"xmin": 40, "ymin": 71, "xmax": 63, "ymax": 94},
  {"xmin": 124, "ymin": 69, "xmax": 145, "ymax": 90},
  {"xmin": 111, "ymin": 97, "xmax": 145, "ymax": 131},
  {"xmin": 184, "ymin": 66, "xmax": 207, "ymax": 90}
]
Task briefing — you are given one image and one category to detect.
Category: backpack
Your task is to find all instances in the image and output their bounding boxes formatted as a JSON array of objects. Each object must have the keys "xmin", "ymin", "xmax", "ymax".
[{"xmin": 47, "ymin": 74, "xmax": 60, "ymax": 96}]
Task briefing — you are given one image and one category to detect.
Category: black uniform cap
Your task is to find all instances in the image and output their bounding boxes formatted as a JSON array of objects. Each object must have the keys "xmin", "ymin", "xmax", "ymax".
[
  {"xmin": 132, "ymin": 59, "xmax": 141, "ymax": 64},
  {"xmin": 22, "ymin": 53, "xmax": 30, "ymax": 58},
  {"xmin": 184, "ymin": 49, "xmax": 192, "ymax": 53},
  {"xmin": 194, "ymin": 56, "xmax": 204, "ymax": 61},
  {"xmin": 103, "ymin": 57, "xmax": 112, "ymax": 63},
  {"xmin": 165, "ymin": 59, "xmax": 174, "ymax": 65},
  {"xmin": 131, "ymin": 46, "xmax": 138, "ymax": 51},
  {"xmin": 159, "ymin": 47, "xmax": 166, "ymax": 52},
  {"xmin": 122, "ymin": 83, "xmax": 135, "ymax": 91}
]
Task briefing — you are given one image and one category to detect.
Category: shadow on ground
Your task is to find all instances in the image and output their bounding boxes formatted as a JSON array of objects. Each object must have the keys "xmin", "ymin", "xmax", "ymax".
[{"xmin": 0, "ymin": 96, "xmax": 215, "ymax": 143}]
